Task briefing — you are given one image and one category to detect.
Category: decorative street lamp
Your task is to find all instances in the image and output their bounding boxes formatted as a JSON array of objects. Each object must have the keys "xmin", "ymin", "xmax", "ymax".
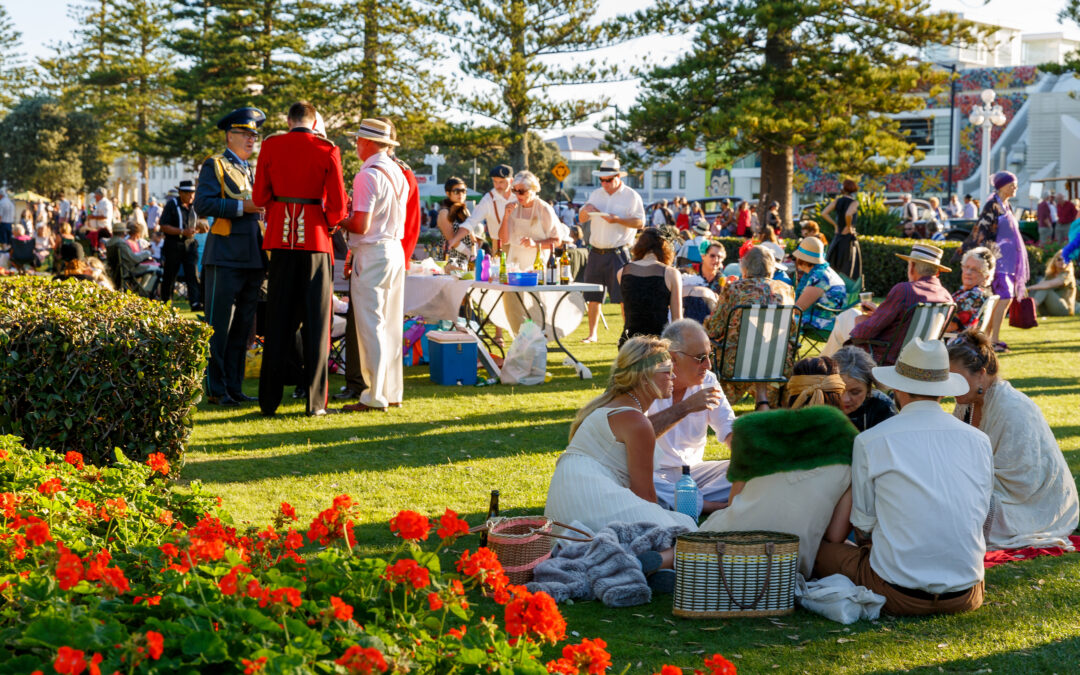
[{"xmin": 968, "ymin": 88, "xmax": 1008, "ymax": 198}]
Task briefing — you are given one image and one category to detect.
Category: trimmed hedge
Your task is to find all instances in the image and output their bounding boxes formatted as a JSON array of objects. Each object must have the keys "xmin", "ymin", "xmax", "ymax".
[
  {"xmin": 707, "ymin": 235, "xmax": 1045, "ymax": 295},
  {"xmin": 0, "ymin": 276, "xmax": 210, "ymax": 469}
]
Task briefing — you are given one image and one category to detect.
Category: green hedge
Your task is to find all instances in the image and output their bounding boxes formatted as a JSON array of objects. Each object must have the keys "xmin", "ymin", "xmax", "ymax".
[
  {"xmin": 0, "ymin": 276, "xmax": 210, "ymax": 469},
  {"xmin": 707, "ymin": 235, "xmax": 1045, "ymax": 295}
]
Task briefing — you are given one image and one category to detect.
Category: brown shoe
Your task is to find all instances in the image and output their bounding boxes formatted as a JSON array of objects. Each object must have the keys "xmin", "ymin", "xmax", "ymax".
[
  {"xmin": 388, "ymin": 402, "xmax": 402, "ymax": 408},
  {"xmin": 341, "ymin": 402, "xmax": 386, "ymax": 413}
]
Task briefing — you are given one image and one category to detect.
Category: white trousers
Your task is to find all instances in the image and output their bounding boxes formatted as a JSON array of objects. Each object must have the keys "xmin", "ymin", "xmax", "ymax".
[
  {"xmin": 821, "ymin": 307, "xmax": 861, "ymax": 357},
  {"xmin": 351, "ymin": 240, "xmax": 405, "ymax": 408}
]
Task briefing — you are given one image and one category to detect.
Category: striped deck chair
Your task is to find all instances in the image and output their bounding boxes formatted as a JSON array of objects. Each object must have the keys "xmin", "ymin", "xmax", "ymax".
[
  {"xmin": 852, "ymin": 302, "xmax": 955, "ymax": 365},
  {"xmin": 713, "ymin": 304, "xmax": 802, "ymax": 383},
  {"xmin": 944, "ymin": 294, "xmax": 999, "ymax": 341}
]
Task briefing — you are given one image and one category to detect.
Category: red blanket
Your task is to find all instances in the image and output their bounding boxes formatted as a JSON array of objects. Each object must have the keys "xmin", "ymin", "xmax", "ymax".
[{"xmin": 983, "ymin": 535, "xmax": 1080, "ymax": 568}]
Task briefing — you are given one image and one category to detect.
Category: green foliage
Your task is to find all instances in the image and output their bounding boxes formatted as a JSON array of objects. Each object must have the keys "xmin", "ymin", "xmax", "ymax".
[
  {"xmin": 0, "ymin": 6, "xmax": 30, "ymax": 112},
  {"xmin": 615, "ymin": 0, "xmax": 977, "ymax": 227},
  {"xmin": 0, "ymin": 97, "xmax": 109, "ymax": 197},
  {"xmin": 0, "ymin": 277, "xmax": 210, "ymax": 468},
  {"xmin": 444, "ymin": 0, "xmax": 630, "ymax": 171}
]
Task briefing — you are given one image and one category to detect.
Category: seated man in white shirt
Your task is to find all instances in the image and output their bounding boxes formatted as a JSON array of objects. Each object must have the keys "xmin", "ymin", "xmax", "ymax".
[
  {"xmin": 814, "ymin": 338, "xmax": 993, "ymax": 616},
  {"xmin": 648, "ymin": 320, "xmax": 736, "ymax": 518}
]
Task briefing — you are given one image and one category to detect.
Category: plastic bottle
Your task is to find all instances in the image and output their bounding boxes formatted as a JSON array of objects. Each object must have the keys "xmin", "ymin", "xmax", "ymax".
[
  {"xmin": 489, "ymin": 254, "xmax": 499, "ymax": 283},
  {"xmin": 674, "ymin": 465, "xmax": 699, "ymax": 520}
]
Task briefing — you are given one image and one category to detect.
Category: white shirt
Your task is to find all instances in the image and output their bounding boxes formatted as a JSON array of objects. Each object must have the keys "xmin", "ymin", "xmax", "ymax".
[
  {"xmin": 462, "ymin": 189, "xmax": 512, "ymax": 242},
  {"xmin": 962, "ymin": 202, "xmax": 978, "ymax": 219},
  {"xmin": 851, "ymin": 400, "xmax": 993, "ymax": 594},
  {"xmin": 0, "ymin": 196, "xmax": 14, "ymax": 223},
  {"xmin": 58, "ymin": 199, "xmax": 72, "ymax": 219},
  {"xmin": 647, "ymin": 371, "xmax": 736, "ymax": 469},
  {"xmin": 349, "ymin": 151, "xmax": 408, "ymax": 246},
  {"xmin": 92, "ymin": 198, "xmax": 113, "ymax": 231},
  {"xmin": 146, "ymin": 204, "xmax": 161, "ymax": 231},
  {"xmin": 584, "ymin": 183, "xmax": 645, "ymax": 249},
  {"xmin": 651, "ymin": 209, "xmax": 667, "ymax": 226}
]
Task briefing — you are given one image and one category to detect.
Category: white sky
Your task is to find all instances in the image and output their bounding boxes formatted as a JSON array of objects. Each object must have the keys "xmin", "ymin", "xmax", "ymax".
[{"xmin": 5, "ymin": 0, "xmax": 1078, "ymax": 134}]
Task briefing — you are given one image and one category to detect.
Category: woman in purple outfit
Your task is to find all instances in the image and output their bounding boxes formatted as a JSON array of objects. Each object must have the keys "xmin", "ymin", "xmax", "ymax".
[{"xmin": 961, "ymin": 171, "xmax": 1028, "ymax": 353}]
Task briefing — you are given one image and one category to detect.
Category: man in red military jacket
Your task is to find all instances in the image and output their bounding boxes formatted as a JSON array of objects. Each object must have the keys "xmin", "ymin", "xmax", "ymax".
[{"xmin": 253, "ymin": 101, "xmax": 348, "ymax": 416}]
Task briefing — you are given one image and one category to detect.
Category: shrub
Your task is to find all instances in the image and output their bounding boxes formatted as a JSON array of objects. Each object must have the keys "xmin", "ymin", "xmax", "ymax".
[
  {"xmin": 0, "ymin": 436, "xmax": 735, "ymax": 674},
  {"xmin": 0, "ymin": 276, "xmax": 210, "ymax": 469}
]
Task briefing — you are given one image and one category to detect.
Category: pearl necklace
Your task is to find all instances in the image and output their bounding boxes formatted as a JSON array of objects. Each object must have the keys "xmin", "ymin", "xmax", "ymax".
[{"xmin": 627, "ymin": 391, "xmax": 643, "ymax": 412}]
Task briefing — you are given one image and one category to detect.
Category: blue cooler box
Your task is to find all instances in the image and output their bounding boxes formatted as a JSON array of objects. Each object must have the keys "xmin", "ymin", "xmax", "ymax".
[{"xmin": 427, "ymin": 331, "xmax": 478, "ymax": 385}]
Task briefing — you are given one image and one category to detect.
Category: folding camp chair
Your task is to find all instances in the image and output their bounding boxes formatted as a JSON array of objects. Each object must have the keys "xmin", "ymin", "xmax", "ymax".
[
  {"xmin": 943, "ymin": 294, "xmax": 999, "ymax": 342},
  {"xmin": 797, "ymin": 272, "xmax": 862, "ymax": 357},
  {"xmin": 713, "ymin": 303, "xmax": 802, "ymax": 385},
  {"xmin": 851, "ymin": 301, "xmax": 955, "ymax": 366}
]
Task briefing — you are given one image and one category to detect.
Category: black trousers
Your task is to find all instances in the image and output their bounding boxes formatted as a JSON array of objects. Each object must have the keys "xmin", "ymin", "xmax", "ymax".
[
  {"xmin": 259, "ymin": 250, "xmax": 332, "ymax": 415},
  {"xmin": 204, "ymin": 264, "xmax": 263, "ymax": 399},
  {"xmin": 344, "ymin": 279, "xmax": 367, "ymax": 393},
  {"xmin": 161, "ymin": 238, "xmax": 201, "ymax": 305}
]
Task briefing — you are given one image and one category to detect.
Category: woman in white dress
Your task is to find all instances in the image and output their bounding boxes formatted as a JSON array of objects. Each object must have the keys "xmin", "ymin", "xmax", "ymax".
[
  {"xmin": 498, "ymin": 171, "xmax": 561, "ymax": 331},
  {"xmin": 545, "ymin": 336, "xmax": 698, "ymax": 541},
  {"xmin": 948, "ymin": 330, "xmax": 1079, "ymax": 550}
]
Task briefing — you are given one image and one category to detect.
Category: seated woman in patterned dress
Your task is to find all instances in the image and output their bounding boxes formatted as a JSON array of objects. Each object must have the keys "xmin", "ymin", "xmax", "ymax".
[
  {"xmin": 947, "ymin": 246, "xmax": 996, "ymax": 333},
  {"xmin": 704, "ymin": 245, "xmax": 795, "ymax": 406},
  {"xmin": 792, "ymin": 236, "xmax": 847, "ymax": 332}
]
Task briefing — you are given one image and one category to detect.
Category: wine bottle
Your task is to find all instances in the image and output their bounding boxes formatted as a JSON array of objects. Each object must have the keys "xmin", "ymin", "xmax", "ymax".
[
  {"xmin": 559, "ymin": 250, "xmax": 571, "ymax": 285},
  {"xmin": 499, "ymin": 251, "xmax": 508, "ymax": 284},
  {"xmin": 479, "ymin": 489, "xmax": 500, "ymax": 547},
  {"xmin": 533, "ymin": 245, "xmax": 544, "ymax": 285},
  {"xmin": 546, "ymin": 247, "xmax": 558, "ymax": 284}
]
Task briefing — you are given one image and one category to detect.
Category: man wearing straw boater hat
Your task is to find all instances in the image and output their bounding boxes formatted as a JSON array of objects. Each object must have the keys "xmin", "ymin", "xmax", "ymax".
[
  {"xmin": 822, "ymin": 242, "xmax": 954, "ymax": 364},
  {"xmin": 578, "ymin": 158, "xmax": 646, "ymax": 343},
  {"xmin": 339, "ymin": 118, "xmax": 409, "ymax": 413},
  {"xmin": 814, "ymin": 338, "xmax": 993, "ymax": 616}
]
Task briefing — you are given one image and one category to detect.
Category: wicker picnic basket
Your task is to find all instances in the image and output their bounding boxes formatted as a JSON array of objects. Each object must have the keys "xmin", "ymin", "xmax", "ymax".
[
  {"xmin": 673, "ymin": 530, "xmax": 799, "ymax": 618},
  {"xmin": 477, "ymin": 516, "xmax": 592, "ymax": 584}
]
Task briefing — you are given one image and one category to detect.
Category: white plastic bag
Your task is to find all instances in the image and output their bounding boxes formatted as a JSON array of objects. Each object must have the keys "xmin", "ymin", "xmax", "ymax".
[
  {"xmin": 500, "ymin": 320, "xmax": 547, "ymax": 385},
  {"xmin": 794, "ymin": 574, "xmax": 886, "ymax": 624}
]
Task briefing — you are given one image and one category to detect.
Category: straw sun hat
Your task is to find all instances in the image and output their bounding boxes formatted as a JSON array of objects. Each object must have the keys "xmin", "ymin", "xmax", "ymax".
[{"xmin": 872, "ymin": 338, "xmax": 969, "ymax": 397}]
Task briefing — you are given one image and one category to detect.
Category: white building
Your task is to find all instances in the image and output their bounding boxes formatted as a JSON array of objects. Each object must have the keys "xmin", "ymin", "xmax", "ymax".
[{"xmin": 545, "ymin": 130, "xmax": 708, "ymax": 205}]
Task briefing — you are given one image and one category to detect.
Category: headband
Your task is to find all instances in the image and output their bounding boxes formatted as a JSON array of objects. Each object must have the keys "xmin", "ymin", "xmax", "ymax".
[
  {"xmin": 786, "ymin": 374, "xmax": 846, "ymax": 410},
  {"xmin": 614, "ymin": 351, "xmax": 671, "ymax": 375}
]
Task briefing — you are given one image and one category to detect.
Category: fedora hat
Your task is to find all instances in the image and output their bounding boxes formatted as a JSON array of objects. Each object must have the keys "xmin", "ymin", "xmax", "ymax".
[
  {"xmin": 176, "ymin": 180, "xmax": 196, "ymax": 192},
  {"xmin": 872, "ymin": 338, "xmax": 969, "ymax": 397},
  {"xmin": 792, "ymin": 236, "xmax": 827, "ymax": 265},
  {"xmin": 593, "ymin": 158, "xmax": 627, "ymax": 178},
  {"xmin": 896, "ymin": 242, "xmax": 951, "ymax": 272},
  {"xmin": 349, "ymin": 118, "xmax": 399, "ymax": 146},
  {"xmin": 691, "ymin": 221, "xmax": 710, "ymax": 236}
]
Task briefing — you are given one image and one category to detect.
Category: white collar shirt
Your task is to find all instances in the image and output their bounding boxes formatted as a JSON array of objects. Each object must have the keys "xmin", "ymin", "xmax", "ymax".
[
  {"xmin": 584, "ymin": 183, "xmax": 645, "ymax": 249},
  {"xmin": 92, "ymin": 198, "xmax": 113, "ymax": 231},
  {"xmin": 851, "ymin": 399, "xmax": 993, "ymax": 594},
  {"xmin": 646, "ymin": 371, "xmax": 736, "ymax": 469},
  {"xmin": 0, "ymin": 196, "xmax": 14, "ymax": 223},
  {"xmin": 462, "ymin": 189, "xmax": 512, "ymax": 242},
  {"xmin": 349, "ymin": 151, "xmax": 407, "ymax": 246}
]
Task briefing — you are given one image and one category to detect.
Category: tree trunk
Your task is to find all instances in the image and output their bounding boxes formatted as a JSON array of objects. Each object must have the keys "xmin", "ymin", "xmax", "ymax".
[
  {"xmin": 759, "ymin": 147, "xmax": 793, "ymax": 234},
  {"xmin": 360, "ymin": 0, "xmax": 379, "ymax": 119},
  {"xmin": 509, "ymin": 128, "xmax": 528, "ymax": 173}
]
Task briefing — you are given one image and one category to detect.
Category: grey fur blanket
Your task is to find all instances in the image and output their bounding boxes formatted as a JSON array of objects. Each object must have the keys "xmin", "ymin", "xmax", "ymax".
[{"xmin": 526, "ymin": 521, "xmax": 689, "ymax": 608}]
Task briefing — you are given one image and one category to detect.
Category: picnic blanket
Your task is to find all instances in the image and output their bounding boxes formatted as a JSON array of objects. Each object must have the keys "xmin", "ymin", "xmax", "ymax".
[{"xmin": 983, "ymin": 535, "xmax": 1080, "ymax": 568}]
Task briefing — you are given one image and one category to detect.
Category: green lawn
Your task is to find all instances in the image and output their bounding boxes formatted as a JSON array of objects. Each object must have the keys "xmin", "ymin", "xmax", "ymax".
[{"xmin": 182, "ymin": 304, "xmax": 1080, "ymax": 673}]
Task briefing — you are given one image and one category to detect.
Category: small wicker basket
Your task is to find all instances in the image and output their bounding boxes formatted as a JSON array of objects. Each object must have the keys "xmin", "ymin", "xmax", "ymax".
[
  {"xmin": 673, "ymin": 530, "xmax": 800, "ymax": 618},
  {"xmin": 480, "ymin": 516, "xmax": 592, "ymax": 584}
]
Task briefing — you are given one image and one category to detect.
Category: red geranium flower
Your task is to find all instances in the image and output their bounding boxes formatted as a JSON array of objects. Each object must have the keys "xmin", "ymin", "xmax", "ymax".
[
  {"xmin": 242, "ymin": 656, "xmax": 268, "ymax": 674},
  {"xmin": 37, "ymin": 478, "xmax": 65, "ymax": 496},
  {"xmin": 101, "ymin": 567, "xmax": 130, "ymax": 594},
  {"xmin": 157, "ymin": 510, "xmax": 174, "ymax": 526},
  {"xmin": 145, "ymin": 631, "xmax": 164, "ymax": 660},
  {"xmin": 335, "ymin": 645, "xmax": 388, "ymax": 674},
  {"xmin": 64, "ymin": 451, "xmax": 85, "ymax": 470},
  {"xmin": 383, "ymin": 559, "xmax": 430, "ymax": 590},
  {"xmin": 54, "ymin": 646, "xmax": 86, "ymax": 675},
  {"xmin": 546, "ymin": 638, "xmax": 612, "ymax": 674},
  {"xmin": 330, "ymin": 595, "xmax": 354, "ymax": 621},
  {"xmin": 436, "ymin": 508, "xmax": 470, "ymax": 540},
  {"xmin": 389, "ymin": 510, "xmax": 430, "ymax": 541},
  {"xmin": 504, "ymin": 586, "xmax": 566, "ymax": 644},
  {"xmin": 146, "ymin": 452, "xmax": 170, "ymax": 475},
  {"xmin": 24, "ymin": 520, "xmax": 51, "ymax": 546},
  {"xmin": 280, "ymin": 502, "xmax": 297, "ymax": 520},
  {"xmin": 427, "ymin": 592, "xmax": 443, "ymax": 611},
  {"xmin": 447, "ymin": 625, "xmax": 467, "ymax": 639},
  {"xmin": 655, "ymin": 667, "xmax": 682, "ymax": 675},
  {"xmin": 55, "ymin": 543, "xmax": 84, "ymax": 590},
  {"xmin": 703, "ymin": 655, "xmax": 737, "ymax": 675}
]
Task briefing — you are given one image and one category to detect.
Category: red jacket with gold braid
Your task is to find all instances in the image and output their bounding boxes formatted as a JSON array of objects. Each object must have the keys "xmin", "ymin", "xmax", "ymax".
[{"xmin": 253, "ymin": 127, "xmax": 348, "ymax": 254}]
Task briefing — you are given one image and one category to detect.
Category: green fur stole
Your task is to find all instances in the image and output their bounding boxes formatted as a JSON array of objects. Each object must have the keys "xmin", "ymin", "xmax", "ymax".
[{"xmin": 726, "ymin": 406, "xmax": 858, "ymax": 483}]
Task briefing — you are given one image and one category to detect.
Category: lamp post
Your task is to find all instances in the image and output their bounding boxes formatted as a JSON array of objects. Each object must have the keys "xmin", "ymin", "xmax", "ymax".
[
  {"xmin": 968, "ymin": 88, "xmax": 1007, "ymax": 198},
  {"xmin": 424, "ymin": 145, "xmax": 444, "ymax": 185}
]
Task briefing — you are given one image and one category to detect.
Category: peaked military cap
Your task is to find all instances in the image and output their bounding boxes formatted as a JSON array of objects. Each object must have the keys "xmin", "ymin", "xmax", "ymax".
[
  {"xmin": 489, "ymin": 164, "xmax": 513, "ymax": 178},
  {"xmin": 216, "ymin": 107, "xmax": 267, "ymax": 132}
]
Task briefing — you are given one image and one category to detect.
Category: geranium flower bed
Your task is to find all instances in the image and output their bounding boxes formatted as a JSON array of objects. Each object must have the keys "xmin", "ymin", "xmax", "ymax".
[{"xmin": 0, "ymin": 435, "xmax": 734, "ymax": 674}]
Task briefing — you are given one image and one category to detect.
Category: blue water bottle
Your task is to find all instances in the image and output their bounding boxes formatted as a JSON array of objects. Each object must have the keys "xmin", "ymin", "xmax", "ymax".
[
  {"xmin": 474, "ymin": 248, "xmax": 485, "ymax": 281},
  {"xmin": 674, "ymin": 465, "xmax": 699, "ymax": 520}
]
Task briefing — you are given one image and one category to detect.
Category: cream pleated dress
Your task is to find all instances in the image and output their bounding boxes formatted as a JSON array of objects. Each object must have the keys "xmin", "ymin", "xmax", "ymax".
[{"xmin": 545, "ymin": 406, "xmax": 699, "ymax": 533}]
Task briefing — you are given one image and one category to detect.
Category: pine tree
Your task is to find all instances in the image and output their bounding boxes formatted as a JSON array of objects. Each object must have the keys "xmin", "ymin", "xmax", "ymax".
[
  {"xmin": 0, "ymin": 98, "xmax": 108, "ymax": 197},
  {"xmin": 0, "ymin": 6, "xmax": 29, "ymax": 113},
  {"xmin": 445, "ymin": 0, "xmax": 629, "ymax": 171},
  {"xmin": 614, "ymin": 0, "xmax": 975, "ymax": 228}
]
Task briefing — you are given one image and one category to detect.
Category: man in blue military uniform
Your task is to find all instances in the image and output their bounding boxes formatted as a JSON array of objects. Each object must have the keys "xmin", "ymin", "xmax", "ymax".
[{"xmin": 194, "ymin": 107, "xmax": 267, "ymax": 407}]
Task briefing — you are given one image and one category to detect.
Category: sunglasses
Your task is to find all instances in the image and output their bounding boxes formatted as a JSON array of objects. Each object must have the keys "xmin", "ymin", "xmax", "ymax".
[
  {"xmin": 673, "ymin": 350, "xmax": 711, "ymax": 364},
  {"xmin": 598, "ymin": 177, "xmax": 616, "ymax": 184},
  {"xmin": 228, "ymin": 130, "xmax": 260, "ymax": 140},
  {"xmin": 449, "ymin": 188, "xmax": 467, "ymax": 194},
  {"xmin": 512, "ymin": 188, "xmax": 530, "ymax": 195}
]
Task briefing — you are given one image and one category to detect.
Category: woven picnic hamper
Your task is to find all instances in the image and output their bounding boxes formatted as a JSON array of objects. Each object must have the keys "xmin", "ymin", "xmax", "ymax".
[
  {"xmin": 673, "ymin": 530, "xmax": 799, "ymax": 618},
  {"xmin": 480, "ymin": 516, "xmax": 591, "ymax": 584}
]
